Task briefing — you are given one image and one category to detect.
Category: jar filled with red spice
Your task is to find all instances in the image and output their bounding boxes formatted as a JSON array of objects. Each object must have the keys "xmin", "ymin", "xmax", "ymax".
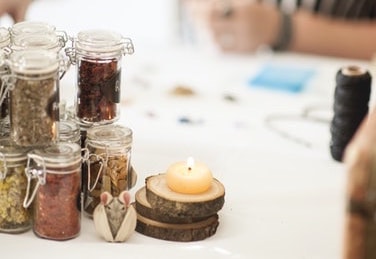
[
  {"xmin": 66, "ymin": 29, "xmax": 134, "ymax": 125},
  {"xmin": 83, "ymin": 124, "xmax": 133, "ymax": 216},
  {"xmin": 0, "ymin": 139, "xmax": 31, "ymax": 233},
  {"xmin": 5, "ymin": 49, "xmax": 64, "ymax": 147},
  {"xmin": 23, "ymin": 142, "xmax": 82, "ymax": 240}
]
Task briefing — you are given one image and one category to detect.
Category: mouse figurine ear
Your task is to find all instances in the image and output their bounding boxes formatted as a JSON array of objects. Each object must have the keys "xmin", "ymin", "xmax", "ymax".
[
  {"xmin": 93, "ymin": 191, "xmax": 137, "ymax": 242},
  {"xmin": 118, "ymin": 190, "xmax": 131, "ymax": 206}
]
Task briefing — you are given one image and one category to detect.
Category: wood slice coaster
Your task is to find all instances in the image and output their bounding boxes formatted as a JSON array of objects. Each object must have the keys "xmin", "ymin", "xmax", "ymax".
[
  {"xmin": 135, "ymin": 187, "xmax": 210, "ymax": 224},
  {"xmin": 145, "ymin": 174, "xmax": 225, "ymax": 219},
  {"xmin": 136, "ymin": 212, "xmax": 219, "ymax": 242}
]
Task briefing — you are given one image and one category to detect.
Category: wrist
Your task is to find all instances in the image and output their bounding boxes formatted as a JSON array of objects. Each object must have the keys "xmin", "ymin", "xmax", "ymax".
[{"xmin": 272, "ymin": 11, "xmax": 293, "ymax": 51}]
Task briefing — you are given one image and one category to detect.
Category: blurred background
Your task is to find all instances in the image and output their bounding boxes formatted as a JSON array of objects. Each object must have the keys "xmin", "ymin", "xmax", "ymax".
[{"xmin": 0, "ymin": 0, "xmax": 205, "ymax": 52}]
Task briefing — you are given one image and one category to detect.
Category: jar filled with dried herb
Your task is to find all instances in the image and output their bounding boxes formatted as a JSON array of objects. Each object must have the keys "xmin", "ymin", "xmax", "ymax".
[
  {"xmin": 0, "ymin": 27, "xmax": 11, "ymax": 137},
  {"xmin": 0, "ymin": 139, "xmax": 31, "ymax": 233},
  {"xmin": 6, "ymin": 49, "xmax": 63, "ymax": 147},
  {"xmin": 66, "ymin": 29, "xmax": 134, "ymax": 125},
  {"xmin": 83, "ymin": 124, "xmax": 133, "ymax": 216},
  {"xmin": 24, "ymin": 142, "xmax": 82, "ymax": 240}
]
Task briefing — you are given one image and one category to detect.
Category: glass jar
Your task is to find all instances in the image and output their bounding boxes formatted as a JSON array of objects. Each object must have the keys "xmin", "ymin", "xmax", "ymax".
[
  {"xmin": 59, "ymin": 119, "xmax": 81, "ymax": 145},
  {"xmin": 0, "ymin": 27, "xmax": 11, "ymax": 137},
  {"xmin": 5, "ymin": 49, "xmax": 63, "ymax": 147},
  {"xmin": 0, "ymin": 139, "xmax": 31, "ymax": 233},
  {"xmin": 11, "ymin": 33, "xmax": 65, "ymax": 54},
  {"xmin": 10, "ymin": 21, "xmax": 67, "ymax": 44},
  {"xmin": 83, "ymin": 124, "xmax": 133, "ymax": 216},
  {"xmin": 66, "ymin": 29, "xmax": 134, "ymax": 125},
  {"xmin": 24, "ymin": 142, "xmax": 82, "ymax": 240}
]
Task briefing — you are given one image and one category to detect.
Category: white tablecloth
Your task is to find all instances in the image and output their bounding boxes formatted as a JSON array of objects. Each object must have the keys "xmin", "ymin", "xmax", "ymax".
[{"xmin": 1, "ymin": 0, "xmax": 374, "ymax": 258}]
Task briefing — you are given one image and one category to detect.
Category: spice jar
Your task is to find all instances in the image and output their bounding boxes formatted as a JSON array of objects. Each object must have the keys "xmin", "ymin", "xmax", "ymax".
[
  {"xmin": 5, "ymin": 49, "xmax": 64, "ymax": 147},
  {"xmin": 83, "ymin": 124, "xmax": 133, "ymax": 216},
  {"xmin": 66, "ymin": 29, "xmax": 134, "ymax": 125},
  {"xmin": 0, "ymin": 139, "xmax": 31, "ymax": 233},
  {"xmin": 11, "ymin": 33, "xmax": 65, "ymax": 54},
  {"xmin": 0, "ymin": 27, "xmax": 11, "ymax": 137},
  {"xmin": 24, "ymin": 142, "xmax": 82, "ymax": 240},
  {"xmin": 10, "ymin": 21, "xmax": 67, "ymax": 44},
  {"xmin": 59, "ymin": 119, "xmax": 81, "ymax": 145}
]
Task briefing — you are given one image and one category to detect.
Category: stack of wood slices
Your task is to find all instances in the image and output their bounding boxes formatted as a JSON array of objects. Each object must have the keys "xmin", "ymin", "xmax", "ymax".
[{"xmin": 134, "ymin": 174, "xmax": 225, "ymax": 241}]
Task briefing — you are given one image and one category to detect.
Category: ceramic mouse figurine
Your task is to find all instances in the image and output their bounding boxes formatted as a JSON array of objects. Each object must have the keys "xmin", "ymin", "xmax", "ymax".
[{"xmin": 93, "ymin": 190, "xmax": 137, "ymax": 242}]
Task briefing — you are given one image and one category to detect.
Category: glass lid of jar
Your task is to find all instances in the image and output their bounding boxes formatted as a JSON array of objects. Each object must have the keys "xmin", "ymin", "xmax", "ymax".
[
  {"xmin": 10, "ymin": 49, "xmax": 59, "ymax": 74},
  {"xmin": 87, "ymin": 124, "xmax": 132, "ymax": 146},
  {"xmin": 10, "ymin": 21, "xmax": 56, "ymax": 37},
  {"xmin": 32, "ymin": 142, "xmax": 81, "ymax": 166},
  {"xmin": 0, "ymin": 27, "xmax": 10, "ymax": 48},
  {"xmin": 75, "ymin": 29, "xmax": 125, "ymax": 53},
  {"xmin": 12, "ymin": 33, "xmax": 61, "ymax": 51}
]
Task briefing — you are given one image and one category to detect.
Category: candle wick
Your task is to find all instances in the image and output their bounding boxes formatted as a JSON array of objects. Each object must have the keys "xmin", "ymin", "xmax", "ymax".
[{"xmin": 188, "ymin": 167, "xmax": 192, "ymax": 171}]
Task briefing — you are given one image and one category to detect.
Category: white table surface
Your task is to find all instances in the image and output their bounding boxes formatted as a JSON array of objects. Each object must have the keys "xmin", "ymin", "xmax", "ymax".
[
  {"xmin": 1, "ymin": 1, "xmax": 375, "ymax": 258},
  {"xmin": 3, "ymin": 46, "xmax": 369, "ymax": 259}
]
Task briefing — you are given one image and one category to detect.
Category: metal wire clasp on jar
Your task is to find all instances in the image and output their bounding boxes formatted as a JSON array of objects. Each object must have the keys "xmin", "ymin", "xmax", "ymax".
[
  {"xmin": 23, "ymin": 142, "xmax": 82, "ymax": 240},
  {"xmin": 82, "ymin": 124, "xmax": 137, "ymax": 217},
  {"xmin": 65, "ymin": 29, "xmax": 134, "ymax": 125},
  {"xmin": 2, "ymin": 49, "xmax": 67, "ymax": 147}
]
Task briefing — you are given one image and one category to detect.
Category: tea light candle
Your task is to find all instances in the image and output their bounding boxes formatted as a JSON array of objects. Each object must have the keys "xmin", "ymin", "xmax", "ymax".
[{"xmin": 166, "ymin": 157, "xmax": 213, "ymax": 194}]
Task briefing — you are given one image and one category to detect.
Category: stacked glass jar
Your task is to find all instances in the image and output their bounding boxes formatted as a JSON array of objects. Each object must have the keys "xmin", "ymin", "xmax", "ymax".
[
  {"xmin": 0, "ymin": 21, "xmax": 82, "ymax": 241},
  {"xmin": 0, "ymin": 21, "xmax": 137, "ymax": 240}
]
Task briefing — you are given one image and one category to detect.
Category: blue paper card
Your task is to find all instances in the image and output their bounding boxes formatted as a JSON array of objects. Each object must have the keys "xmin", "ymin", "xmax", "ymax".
[{"xmin": 248, "ymin": 64, "xmax": 315, "ymax": 93}]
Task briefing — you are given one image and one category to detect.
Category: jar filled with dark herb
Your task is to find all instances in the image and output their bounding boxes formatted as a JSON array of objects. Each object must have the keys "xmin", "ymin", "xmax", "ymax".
[
  {"xmin": 24, "ymin": 142, "xmax": 82, "ymax": 240},
  {"xmin": 0, "ymin": 27, "xmax": 11, "ymax": 137},
  {"xmin": 66, "ymin": 29, "xmax": 134, "ymax": 124},
  {"xmin": 83, "ymin": 124, "xmax": 133, "ymax": 216},
  {"xmin": 6, "ymin": 49, "xmax": 63, "ymax": 147},
  {"xmin": 0, "ymin": 139, "xmax": 31, "ymax": 233}
]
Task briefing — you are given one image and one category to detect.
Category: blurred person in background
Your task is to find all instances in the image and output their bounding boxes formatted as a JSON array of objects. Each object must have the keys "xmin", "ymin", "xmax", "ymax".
[
  {"xmin": 182, "ymin": 0, "xmax": 376, "ymax": 60},
  {"xmin": 0, "ymin": 0, "xmax": 32, "ymax": 22}
]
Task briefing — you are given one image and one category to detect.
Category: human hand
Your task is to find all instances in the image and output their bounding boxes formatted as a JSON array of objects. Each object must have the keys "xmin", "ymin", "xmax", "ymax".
[
  {"xmin": 0, "ymin": 0, "xmax": 32, "ymax": 23},
  {"xmin": 186, "ymin": 0, "xmax": 281, "ymax": 53}
]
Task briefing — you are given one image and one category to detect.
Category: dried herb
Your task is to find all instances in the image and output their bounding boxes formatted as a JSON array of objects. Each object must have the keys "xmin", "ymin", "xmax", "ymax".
[
  {"xmin": 77, "ymin": 59, "xmax": 121, "ymax": 122},
  {"xmin": 33, "ymin": 167, "xmax": 81, "ymax": 240},
  {"xmin": 0, "ymin": 164, "xmax": 31, "ymax": 233},
  {"xmin": 10, "ymin": 75, "xmax": 58, "ymax": 147},
  {"xmin": 84, "ymin": 152, "xmax": 130, "ymax": 216}
]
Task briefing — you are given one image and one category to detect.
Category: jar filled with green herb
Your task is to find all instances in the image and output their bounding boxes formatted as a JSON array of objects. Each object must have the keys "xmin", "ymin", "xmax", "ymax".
[
  {"xmin": 0, "ymin": 139, "xmax": 31, "ymax": 233},
  {"xmin": 66, "ymin": 29, "xmax": 134, "ymax": 125},
  {"xmin": 6, "ymin": 49, "xmax": 64, "ymax": 147},
  {"xmin": 24, "ymin": 142, "xmax": 82, "ymax": 240},
  {"xmin": 83, "ymin": 124, "xmax": 134, "ymax": 216},
  {"xmin": 0, "ymin": 27, "xmax": 11, "ymax": 137}
]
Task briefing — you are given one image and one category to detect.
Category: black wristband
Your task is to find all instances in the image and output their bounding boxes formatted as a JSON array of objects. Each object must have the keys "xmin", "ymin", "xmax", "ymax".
[{"xmin": 272, "ymin": 12, "xmax": 293, "ymax": 51}]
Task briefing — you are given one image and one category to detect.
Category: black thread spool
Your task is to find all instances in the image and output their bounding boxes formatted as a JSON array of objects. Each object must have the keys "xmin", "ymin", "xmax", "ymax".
[{"xmin": 330, "ymin": 66, "xmax": 372, "ymax": 162}]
